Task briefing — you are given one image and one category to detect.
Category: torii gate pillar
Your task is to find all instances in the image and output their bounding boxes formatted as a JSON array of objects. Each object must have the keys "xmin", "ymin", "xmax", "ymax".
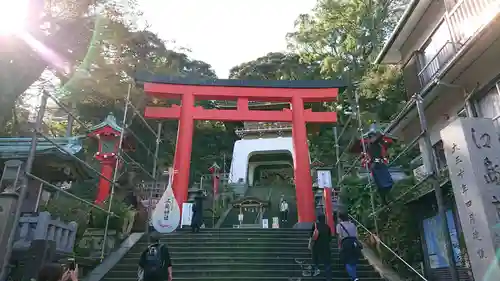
[
  {"xmin": 290, "ymin": 95, "xmax": 315, "ymax": 221},
  {"xmin": 173, "ymin": 93, "xmax": 195, "ymax": 207},
  {"xmin": 138, "ymin": 75, "xmax": 343, "ymax": 224}
]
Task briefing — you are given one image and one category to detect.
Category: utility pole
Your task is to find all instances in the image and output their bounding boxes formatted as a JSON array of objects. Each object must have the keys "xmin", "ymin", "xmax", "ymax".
[{"xmin": 414, "ymin": 93, "xmax": 459, "ymax": 281}]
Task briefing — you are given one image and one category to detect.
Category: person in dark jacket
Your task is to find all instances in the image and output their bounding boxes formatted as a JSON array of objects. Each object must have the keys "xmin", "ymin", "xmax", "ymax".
[
  {"xmin": 191, "ymin": 198, "xmax": 203, "ymax": 233},
  {"xmin": 122, "ymin": 190, "xmax": 139, "ymax": 235},
  {"xmin": 309, "ymin": 214, "xmax": 332, "ymax": 280},
  {"xmin": 139, "ymin": 232, "xmax": 172, "ymax": 281}
]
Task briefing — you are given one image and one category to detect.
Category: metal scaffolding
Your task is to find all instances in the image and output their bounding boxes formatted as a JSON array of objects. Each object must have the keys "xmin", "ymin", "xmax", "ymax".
[
  {"xmin": 333, "ymin": 92, "xmax": 461, "ymax": 281},
  {"xmin": 0, "ymin": 82, "xmax": 162, "ymax": 280}
]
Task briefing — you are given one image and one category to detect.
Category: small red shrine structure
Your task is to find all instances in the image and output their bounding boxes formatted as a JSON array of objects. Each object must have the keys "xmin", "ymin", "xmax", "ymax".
[
  {"xmin": 137, "ymin": 74, "xmax": 343, "ymax": 223},
  {"xmin": 88, "ymin": 113, "xmax": 130, "ymax": 204}
]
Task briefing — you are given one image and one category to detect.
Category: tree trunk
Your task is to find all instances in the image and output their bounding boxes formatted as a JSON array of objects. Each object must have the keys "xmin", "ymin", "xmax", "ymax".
[{"xmin": 0, "ymin": 40, "xmax": 48, "ymax": 134}]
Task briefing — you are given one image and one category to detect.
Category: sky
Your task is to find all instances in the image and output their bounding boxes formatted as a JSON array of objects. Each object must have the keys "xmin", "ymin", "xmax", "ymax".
[{"xmin": 139, "ymin": 0, "xmax": 317, "ymax": 78}]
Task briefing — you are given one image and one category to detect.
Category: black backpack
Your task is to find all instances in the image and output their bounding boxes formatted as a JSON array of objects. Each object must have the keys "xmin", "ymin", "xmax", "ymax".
[{"xmin": 144, "ymin": 244, "xmax": 163, "ymax": 274}]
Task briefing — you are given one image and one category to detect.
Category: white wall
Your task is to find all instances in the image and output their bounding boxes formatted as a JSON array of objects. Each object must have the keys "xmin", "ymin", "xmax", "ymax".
[{"xmin": 229, "ymin": 137, "xmax": 294, "ymax": 184}]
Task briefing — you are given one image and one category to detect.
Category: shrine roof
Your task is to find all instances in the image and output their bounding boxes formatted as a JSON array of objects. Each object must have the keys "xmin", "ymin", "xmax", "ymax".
[
  {"xmin": 232, "ymin": 196, "xmax": 269, "ymax": 207},
  {"xmin": 135, "ymin": 72, "xmax": 346, "ymax": 89},
  {"xmin": 0, "ymin": 136, "xmax": 84, "ymax": 157},
  {"xmin": 88, "ymin": 113, "xmax": 122, "ymax": 133},
  {"xmin": 0, "ymin": 136, "xmax": 93, "ymax": 181}
]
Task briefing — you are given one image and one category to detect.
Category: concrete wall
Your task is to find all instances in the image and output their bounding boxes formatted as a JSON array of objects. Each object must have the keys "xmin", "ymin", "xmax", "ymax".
[{"xmin": 229, "ymin": 137, "xmax": 295, "ymax": 184}]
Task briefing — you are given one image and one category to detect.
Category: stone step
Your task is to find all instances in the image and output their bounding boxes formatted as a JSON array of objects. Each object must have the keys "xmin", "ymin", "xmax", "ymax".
[
  {"xmin": 102, "ymin": 276, "xmax": 384, "ymax": 281},
  {"xmin": 112, "ymin": 262, "xmax": 375, "ymax": 271},
  {"xmin": 138, "ymin": 236, "xmax": 313, "ymax": 244},
  {"xmin": 106, "ymin": 269, "xmax": 381, "ymax": 278},
  {"xmin": 166, "ymin": 229, "xmax": 310, "ymax": 234},
  {"xmin": 129, "ymin": 245, "xmax": 340, "ymax": 254},
  {"xmin": 158, "ymin": 230, "xmax": 310, "ymax": 237},
  {"xmin": 153, "ymin": 234, "xmax": 310, "ymax": 240},
  {"xmin": 120, "ymin": 252, "xmax": 368, "ymax": 262}
]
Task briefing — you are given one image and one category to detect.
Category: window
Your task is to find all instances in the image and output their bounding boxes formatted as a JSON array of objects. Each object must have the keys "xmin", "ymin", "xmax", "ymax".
[
  {"xmin": 477, "ymin": 82, "xmax": 500, "ymax": 127},
  {"xmin": 433, "ymin": 141, "xmax": 447, "ymax": 171},
  {"xmin": 101, "ymin": 140, "xmax": 116, "ymax": 153},
  {"xmin": 418, "ymin": 21, "xmax": 455, "ymax": 86},
  {"xmin": 421, "ymin": 23, "xmax": 451, "ymax": 65}
]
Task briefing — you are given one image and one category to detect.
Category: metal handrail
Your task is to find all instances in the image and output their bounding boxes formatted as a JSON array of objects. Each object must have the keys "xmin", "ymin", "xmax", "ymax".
[
  {"xmin": 348, "ymin": 214, "xmax": 428, "ymax": 281},
  {"xmin": 418, "ymin": 41, "xmax": 456, "ymax": 86}
]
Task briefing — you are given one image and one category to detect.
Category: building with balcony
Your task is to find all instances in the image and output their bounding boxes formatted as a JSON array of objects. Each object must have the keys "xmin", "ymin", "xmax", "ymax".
[{"xmin": 376, "ymin": 0, "xmax": 500, "ymax": 280}]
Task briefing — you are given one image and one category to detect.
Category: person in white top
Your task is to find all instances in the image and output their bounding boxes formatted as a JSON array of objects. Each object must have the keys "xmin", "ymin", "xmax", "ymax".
[
  {"xmin": 280, "ymin": 200, "xmax": 289, "ymax": 223},
  {"xmin": 336, "ymin": 213, "xmax": 361, "ymax": 281}
]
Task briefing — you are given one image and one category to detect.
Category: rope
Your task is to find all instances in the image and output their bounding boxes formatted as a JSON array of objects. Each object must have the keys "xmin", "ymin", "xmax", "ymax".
[{"xmin": 349, "ymin": 214, "xmax": 429, "ymax": 281}]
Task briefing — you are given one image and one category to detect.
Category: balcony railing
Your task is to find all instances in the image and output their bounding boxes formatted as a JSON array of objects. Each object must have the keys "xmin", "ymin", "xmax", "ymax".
[
  {"xmin": 416, "ymin": 0, "xmax": 500, "ymax": 89},
  {"xmin": 418, "ymin": 41, "xmax": 457, "ymax": 86},
  {"xmin": 448, "ymin": 0, "xmax": 500, "ymax": 45}
]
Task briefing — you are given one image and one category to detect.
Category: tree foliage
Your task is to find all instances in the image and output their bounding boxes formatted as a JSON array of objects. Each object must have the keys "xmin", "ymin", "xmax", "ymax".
[{"xmin": 229, "ymin": 52, "xmax": 319, "ymax": 80}]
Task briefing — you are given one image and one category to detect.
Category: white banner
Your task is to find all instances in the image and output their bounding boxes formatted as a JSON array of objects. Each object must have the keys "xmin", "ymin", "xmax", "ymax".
[
  {"xmin": 272, "ymin": 216, "xmax": 279, "ymax": 228},
  {"xmin": 151, "ymin": 168, "xmax": 180, "ymax": 233},
  {"xmin": 181, "ymin": 203, "xmax": 193, "ymax": 226},
  {"xmin": 317, "ymin": 170, "xmax": 332, "ymax": 189},
  {"xmin": 262, "ymin": 219, "xmax": 269, "ymax": 228}
]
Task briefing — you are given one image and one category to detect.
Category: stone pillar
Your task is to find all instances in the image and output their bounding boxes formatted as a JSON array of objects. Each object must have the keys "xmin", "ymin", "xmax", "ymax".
[
  {"xmin": 440, "ymin": 118, "xmax": 500, "ymax": 280},
  {"xmin": 0, "ymin": 192, "xmax": 19, "ymax": 273}
]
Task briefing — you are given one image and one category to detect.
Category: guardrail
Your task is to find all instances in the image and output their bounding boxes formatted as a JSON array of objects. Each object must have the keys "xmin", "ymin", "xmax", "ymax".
[
  {"xmin": 447, "ymin": 0, "xmax": 500, "ymax": 44},
  {"xmin": 14, "ymin": 211, "xmax": 77, "ymax": 254}
]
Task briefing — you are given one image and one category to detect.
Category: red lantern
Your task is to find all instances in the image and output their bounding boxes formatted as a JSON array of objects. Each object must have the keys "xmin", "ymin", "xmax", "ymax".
[{"xmin": 87, "ymin": 113, "xmax": 131, "ymax": 204}]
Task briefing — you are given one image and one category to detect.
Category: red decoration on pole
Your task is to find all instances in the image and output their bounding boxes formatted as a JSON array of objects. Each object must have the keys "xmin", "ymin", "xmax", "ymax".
[
  {"xmin": 141, "ymin": 78, "xmax": 340, "ymax": 223},
  {"xmin": 323, "ymin": 187, "xmax": 335, "ymax": 234},
  {"xmin": 208, "ymin": 162, "xmax": 221, "ymax": 196}
]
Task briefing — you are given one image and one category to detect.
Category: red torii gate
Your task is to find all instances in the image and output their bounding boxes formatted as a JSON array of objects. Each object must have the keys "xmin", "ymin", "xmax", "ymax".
[{"xmin": 137, "ymin": 74, "xmax": 342, "ymax": 223}]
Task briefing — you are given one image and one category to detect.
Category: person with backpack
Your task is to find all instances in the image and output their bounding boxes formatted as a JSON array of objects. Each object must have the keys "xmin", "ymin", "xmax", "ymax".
[
  {"xmin": 138, "ymin": 232, "xmax": 172, "ymax": 281},
  {"xmin": 307, "ymin": 214, "xmax": 332, "ymax": 281},
  {"xmin": 337, "ymin": 213, "xmax": 362, "ymax": 281}
]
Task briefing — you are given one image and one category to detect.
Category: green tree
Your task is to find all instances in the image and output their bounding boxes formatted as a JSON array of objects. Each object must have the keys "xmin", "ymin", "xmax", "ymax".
[
  {"xmin": 0, "ymin": 0, "xmax": 140, "ymax": 134},
  {"xmin": 229, "ymin": 52, "xmax": 319, "ymax": 80}
]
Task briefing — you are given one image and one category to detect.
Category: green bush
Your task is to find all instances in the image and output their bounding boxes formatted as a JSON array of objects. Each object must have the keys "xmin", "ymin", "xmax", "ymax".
[{"xmin": 41, "ymin": 194, "xmax": 129, "ymax": 238}]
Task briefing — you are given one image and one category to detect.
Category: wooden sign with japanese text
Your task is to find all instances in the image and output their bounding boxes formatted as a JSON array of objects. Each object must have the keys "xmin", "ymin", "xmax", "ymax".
[{"xmin": 441, "ymin": 118, "xmax": 500, "ymax": 281}]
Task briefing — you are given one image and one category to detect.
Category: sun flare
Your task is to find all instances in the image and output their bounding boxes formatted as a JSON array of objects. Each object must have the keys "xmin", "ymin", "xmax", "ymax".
[{"xmin": 0, "ymin": 0, "xmax": 29, "ymax": 35}]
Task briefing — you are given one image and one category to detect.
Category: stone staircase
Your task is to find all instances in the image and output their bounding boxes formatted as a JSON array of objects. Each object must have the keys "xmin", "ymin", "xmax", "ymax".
[{"xmin": 101, "ymin": 228, "xmax": 385, "ymax": 281}]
